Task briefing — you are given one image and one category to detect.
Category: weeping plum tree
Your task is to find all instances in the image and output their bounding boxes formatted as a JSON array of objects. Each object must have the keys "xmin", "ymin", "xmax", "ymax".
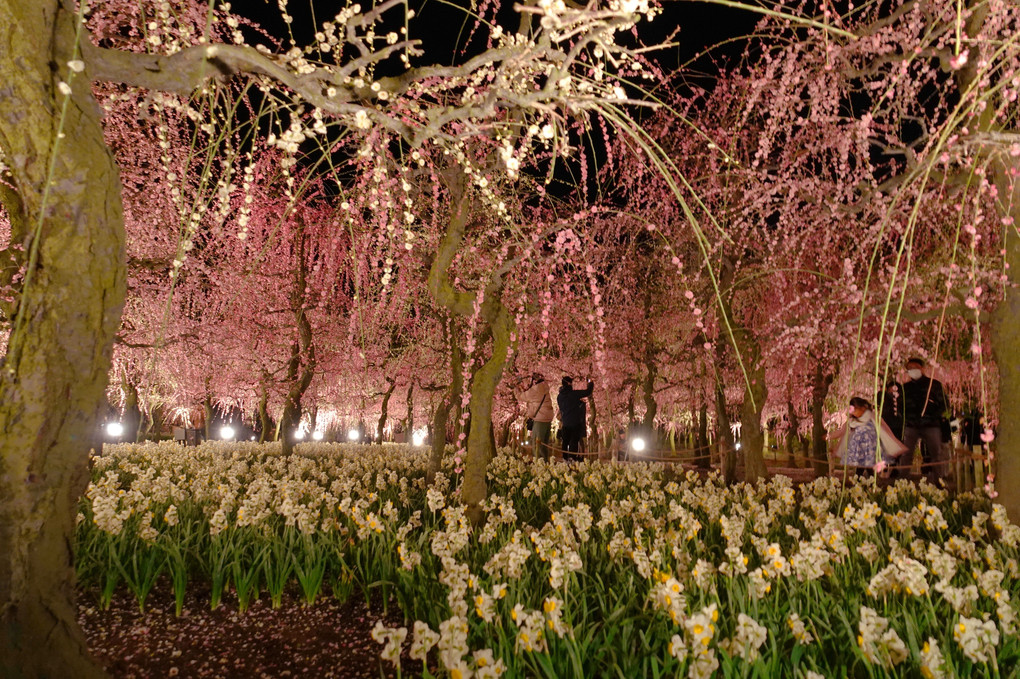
[{"xmin": 0, "ymin": 0, "xmax": 676, "ymax": 671}]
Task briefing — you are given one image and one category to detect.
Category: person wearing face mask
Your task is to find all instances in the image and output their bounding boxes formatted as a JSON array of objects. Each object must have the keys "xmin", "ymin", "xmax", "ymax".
[{"xmin": 899, "ymin": 357, "xmax": 950, "ymax": 482}]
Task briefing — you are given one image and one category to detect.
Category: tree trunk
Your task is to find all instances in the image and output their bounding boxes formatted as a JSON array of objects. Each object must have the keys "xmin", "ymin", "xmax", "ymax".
[
  {"xmin": 0, "ymin": 3, "xmax": 123, "ymax": 675},
  {"xmin": 257, "ymin": 381, "xmax": 271, "ymax": 443},
  {"xmin": 641, "ymin": 359, "xmax": 658, "ymax": 432},
  {"xmin": 203, "ymin": 396, "xmax": 214, "ymax": 443},
  {"xmin": 786, "ymin": 398, "xmax": 801, "ymax": 467},
  {"xmin": 958, "ymin": 4, "xmax": 1018, "ymax": 518},
  {"xmin": 429, "ymin": 320, "xmax": 463, "ymax": 481},
  {"xmin": 406, "ymin": 382, "xmax": 414, "ymax": 439},
  {"xmin": 121, "ymin": 377, "xmax": 141, "ymax": 444},
  {"xmin": 377, "ymin": 378, "xmax": 397, "ymax": 442},
  {"xmin": 279, "ymin": 226, "xmax": 316, "ymax": 456},
  {"xmin": 715, "ymin": 386, "xmax": 736, "ymax": 483},
  {"xmin": 460, "ymin": 306, "xmax": 513, "ymax": 524},
  {"xmin": 990, "ymin": 157, "xmax": 1020, "ymax": 519},
  {"xmin": 696, "ymin": 402, "xmax": 711, "ymax": 469},
  {"xmin": 429, "ymin": 398, "xmax": 450, "ymax": 482},
  {"xmin": 811, "ymin": 362, "xmax": 834, "ymax": 476},
  {"xmin": 640, "ymin": 289, "xmax": 658, "ymax": 438},
  {"xmin": 739, "ymin": 370, "xmax": 768, "ymax": 482},
  {"xmin": 496, "ymin": 416, "xmax": 512, "ymax": 448}
]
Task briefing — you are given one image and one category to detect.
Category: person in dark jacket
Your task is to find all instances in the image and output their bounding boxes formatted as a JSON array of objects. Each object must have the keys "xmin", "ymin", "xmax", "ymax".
[
  {"xmin": 557, "ymin": 376, "xmax": 593, "ymax": 461},
  {"xmin": 899, "ymin": 357, "xmax": 950, "ymax": 482},
  {"xmin": 877, "ymin": 381, "xmax": 909, "ymax": 475},
  {"xmin": 880, "ymin": 380, "xmax": 905, "ymax": 439}
]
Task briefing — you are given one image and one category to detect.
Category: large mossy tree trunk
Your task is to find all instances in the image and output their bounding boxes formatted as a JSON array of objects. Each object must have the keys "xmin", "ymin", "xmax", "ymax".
[
  {"xmin": 461, "ymin": 305, "xmax": 513, "ymax": 523},
  {"xmin": 958, "ymin": 4, "xmax": 1019, "ymax": 519},
  {"xmin": 990, "ymin": 156, "xmax": 1020, "ymax": 520},
  {"xmin": 427, "ymin": 172, "xmax": 516, "ymax": 522},
  {"xmin": 0, "ymin": 4, "xmax": 123, "ymax": 676}
]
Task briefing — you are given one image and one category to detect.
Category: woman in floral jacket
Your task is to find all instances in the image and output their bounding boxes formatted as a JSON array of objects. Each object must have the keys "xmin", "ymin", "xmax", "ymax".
[{"xmin": 832, "ymin": 397, "xmax": 908, "ymax": 473}]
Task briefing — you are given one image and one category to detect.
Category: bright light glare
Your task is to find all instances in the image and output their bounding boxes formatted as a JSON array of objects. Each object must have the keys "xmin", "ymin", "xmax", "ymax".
[
  {"xmin": 250, "ymin": 436, "xmax": 257, "ymax": 441},
  {"xmin": 630, "ymin": 437, "xmax": 647, "ymax": 452},
  {"xmin": 347, "ymin": 429, "xmax": 360, "ymax": 442},
  {"xmin": 412, "ymin": 429, "xmax": 426, "ymax": 446},
  {"xmin": 294, "ymin": 430, "xmax": 306, "ymax": 440},
  {"xmin": 312, "ymin": 430, "xmax": 324, "ymax": 441},
  {"xmin": 735, "ymin": 442, "xmax": 742, "ymax": 450},
  {"xmin": 219, "ymin": 426, "xmax": 235, "ymax": 440},
  {"xmin": 105, "ymin": 422, "xmax": 124, "ymax": 437}
]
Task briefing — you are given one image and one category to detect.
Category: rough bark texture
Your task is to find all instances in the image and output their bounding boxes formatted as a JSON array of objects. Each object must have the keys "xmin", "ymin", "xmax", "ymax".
[
  {"xmin": 0, "ymin": 3, "xmax": 124, "ymax": 676},
  {"xmin": 990, "ymin": 156, "xmax": 1020, "ymax": 520},
  {"xmin": 460, "ymin": 306, "xmax": 512, "ymax": 524}
]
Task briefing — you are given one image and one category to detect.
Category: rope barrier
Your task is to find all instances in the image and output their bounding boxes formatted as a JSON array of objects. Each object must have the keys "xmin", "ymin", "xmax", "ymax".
[{"xmin": 525, "ymin": 440, "xmax": 988, "ymax": 479}]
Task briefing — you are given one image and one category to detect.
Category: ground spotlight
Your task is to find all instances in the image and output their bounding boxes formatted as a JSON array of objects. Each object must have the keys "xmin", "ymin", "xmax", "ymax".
[
  {"xmin": 105, "ymin": 422, "xmax": 124, "ymax": 438},
  {"xmin": 735, "ymin": 442, "xmax": 742, "ymax": 450},
  {"xmin": 630, "ymin": 436, "xmax": 647, "ymax": 452},
  {"xmin": 219, "ymin": 426, "xmax": 235, "ymax": 440},
  {"xmin": 411, "ymin": 429, "xmax": 426, "ymax": 446},
  {"xmin": 313, "ymin": 430, "xmax": 324, "ymax": 441},
  {"xmin": 294, "ymin": 430, "xmax": 306, "ymax": 440},
  {"xmin": 347, "ymin": 429, "xmax": 360, "ymax": 442}
]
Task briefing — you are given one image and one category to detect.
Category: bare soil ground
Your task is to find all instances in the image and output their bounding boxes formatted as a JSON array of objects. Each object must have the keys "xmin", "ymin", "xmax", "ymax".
[{"xmin": 79, "ymin": 587, "xmax": 416, "ymax": 678}]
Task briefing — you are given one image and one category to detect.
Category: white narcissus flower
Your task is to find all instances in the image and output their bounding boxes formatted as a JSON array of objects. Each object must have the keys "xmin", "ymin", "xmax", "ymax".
[
  {"xmin": 953, "ymin": 615, "xmax": 1000, "ymax": 663},
  {"xmin": 857, "ymin": 606, "xmax": 907, "ymax": 667},
  {"xmin": 409, "ymin": 621, "xmax": 439, "ymax": 661},
  {"xmin": 920, "ymin": 637, "xmax": 947, "ymax": 679}
]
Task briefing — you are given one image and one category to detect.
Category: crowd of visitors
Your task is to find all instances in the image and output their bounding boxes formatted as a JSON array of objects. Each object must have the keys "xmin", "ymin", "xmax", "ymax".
[
  {"xmin": 519, "ymin": 373, "xmax": 595, "ymax": 461},
  {"xmin": 833, "ymin": 356, "xmax": 974, "ymax": 483},
  {"xmin": 521, "ymin": 354, "xmax": 981, "ymax": 485}
]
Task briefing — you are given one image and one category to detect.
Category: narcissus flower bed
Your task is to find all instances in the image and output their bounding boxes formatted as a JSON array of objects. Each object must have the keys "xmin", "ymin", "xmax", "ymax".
[{"xmin": 77, "ymin": 442, "xmax": 1019, "ymax": 678}]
